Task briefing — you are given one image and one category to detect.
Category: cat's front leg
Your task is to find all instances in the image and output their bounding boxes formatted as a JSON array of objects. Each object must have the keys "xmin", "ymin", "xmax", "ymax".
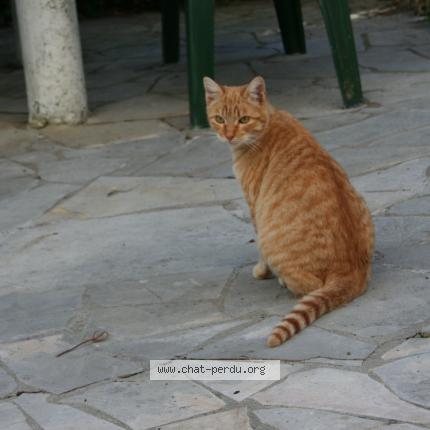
[{"xmin": 252, "ymin": 260, "xmax": 273, "ymax": 280}]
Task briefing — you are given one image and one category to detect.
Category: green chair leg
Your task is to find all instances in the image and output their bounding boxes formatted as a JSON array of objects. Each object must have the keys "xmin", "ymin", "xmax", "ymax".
[
  {"xmin": 10, "ymin": 0, "xmax": 22, "ymax": 66},
  {"xmin": 161, "ymin": 0, "xmax": 180, "ymax": 63},
  {"xmin": 185, "ymin": 0, "xmax": 215, "ymax": 128},
  {"xmin": 319, "ymin": 0, "xmax": 363, "ymax": 107},
  {"xmin": 273, "ymin": 0, "xmax": 306, "ymax": 54}
]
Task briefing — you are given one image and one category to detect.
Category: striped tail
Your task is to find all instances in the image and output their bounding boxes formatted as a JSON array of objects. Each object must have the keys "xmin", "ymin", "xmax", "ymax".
[{"xmin": 267, "ymin": 272, "xmax": 366, "ymax": 347}]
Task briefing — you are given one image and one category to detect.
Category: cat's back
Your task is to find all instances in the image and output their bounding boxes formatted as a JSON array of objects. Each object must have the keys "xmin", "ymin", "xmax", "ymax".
[
  {"xmin": 258, "ymin": 109, "xmax": 347, "ymax": 196},
  {"xmin": 254, "ymin": 109, "xmax": 374, "ymax": 272},
  {"xmin": 261, "ymin": 109, "xmax": 360, "ymax": 201}
]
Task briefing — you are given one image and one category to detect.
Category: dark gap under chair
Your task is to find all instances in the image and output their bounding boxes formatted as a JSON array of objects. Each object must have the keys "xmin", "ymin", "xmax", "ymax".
[{"xmin": 161, "ymin": 0, "xmax": 363, "ymax": 128}]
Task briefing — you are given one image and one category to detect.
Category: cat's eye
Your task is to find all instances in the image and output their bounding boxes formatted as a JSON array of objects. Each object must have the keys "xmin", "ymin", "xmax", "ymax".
[
  {"xmin": 239, "ymin": 116, "xmax": 250, "ymax": 124},
  {"xmin": 215, "ymin": 115, "xmax": 225, "ymax": 124}
]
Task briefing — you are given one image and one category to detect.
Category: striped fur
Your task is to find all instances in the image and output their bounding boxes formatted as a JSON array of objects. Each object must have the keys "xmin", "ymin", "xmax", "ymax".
[{"xmin": 204, "ymin": 77, "xmax": 374, "ymax": 347}]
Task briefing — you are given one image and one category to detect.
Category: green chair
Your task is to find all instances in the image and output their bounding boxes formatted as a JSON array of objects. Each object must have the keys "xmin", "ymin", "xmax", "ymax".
[{"xmin": 162, "ymin": 0, "xmax": 363, "ymax": 128}]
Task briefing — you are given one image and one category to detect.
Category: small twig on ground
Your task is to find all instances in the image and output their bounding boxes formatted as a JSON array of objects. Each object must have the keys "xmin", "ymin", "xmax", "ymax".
[{"xmin": 56, "ymin": 330, "xmax": 109, "ymax": 357}]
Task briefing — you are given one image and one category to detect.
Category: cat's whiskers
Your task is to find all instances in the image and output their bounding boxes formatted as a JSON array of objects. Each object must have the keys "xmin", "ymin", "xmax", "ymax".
[{"xmin": 230, "ymin": 133, "xmax": 261, "ymax": 153}]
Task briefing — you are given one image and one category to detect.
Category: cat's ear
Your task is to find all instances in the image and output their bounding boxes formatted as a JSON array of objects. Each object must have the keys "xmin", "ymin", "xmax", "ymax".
[
  {"xmin": 203, "ymin": 77, "xmax": 223, "ymax": 104},
  {"xmin": 247, "ymin": 76, "xmax": 266, "ymax": 103}
]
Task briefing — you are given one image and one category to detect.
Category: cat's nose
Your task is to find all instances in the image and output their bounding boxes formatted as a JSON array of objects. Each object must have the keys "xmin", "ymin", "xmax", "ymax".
[{"xmin": 226, "ymin": 133, "xmax": 235, "ymax": 141}]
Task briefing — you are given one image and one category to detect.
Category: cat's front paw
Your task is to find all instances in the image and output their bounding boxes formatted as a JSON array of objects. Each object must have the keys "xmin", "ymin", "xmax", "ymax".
[{"xmin": 252, "ymin": 262, "xmax": 272, "ymax": 280}]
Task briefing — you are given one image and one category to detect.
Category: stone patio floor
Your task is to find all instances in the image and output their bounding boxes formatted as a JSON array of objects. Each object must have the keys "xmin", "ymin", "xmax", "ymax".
[{"xmin": 1, "ymin": 1, "xmax": 430, "ymax": 429}]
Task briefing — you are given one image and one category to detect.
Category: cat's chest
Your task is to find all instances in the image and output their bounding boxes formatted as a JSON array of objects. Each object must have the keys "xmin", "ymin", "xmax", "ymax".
[{"xmin": 232, "ymin": 163, "xmax": 242, "ymax": 184}]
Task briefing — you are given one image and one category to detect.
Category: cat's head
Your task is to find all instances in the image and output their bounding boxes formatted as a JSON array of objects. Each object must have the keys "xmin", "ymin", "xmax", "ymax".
[{"xmin": 203, "ymin": 76, "xmax": 271, "ymax": 148}]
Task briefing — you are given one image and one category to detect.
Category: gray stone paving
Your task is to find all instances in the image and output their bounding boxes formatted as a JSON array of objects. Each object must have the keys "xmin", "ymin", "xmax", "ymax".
[
  {"xmin": 373, "ymin": 354, "xmax": 430, "ymax": 408},
  {"xmin": 255, "ymin": 408, "xmax": 427, "ymax": 430},
  {"xmin": 1, "ymin": 0, "xmax": 430, "ymax": 429},
  {"xmin": 159, "ymin": 408, "xmax": 252, "ymax": 430},
  {"xmin": 253, "ymin": 368, "xmax": 430, "ymax": 424},
  {"xmin": 382, "ymin": 338, "xmax": 430, "ymax": 360},
  {"xmin": 0, "ymin": 336, "xmax": 142, "ymax": 394},
  {"xmin": 62, "ymin": 376, "xmax": 225, "ymax": 430},
  {"xmin": 0, "ymin": 402, "xmax": 32, "ymax": 430},
  {"xmin": 0, "ymin": 368, "xmax": 17, "ymax": 398},
  {"xmin": 16, "ymin": 394, "xmax": 124, "ymax": 430}
]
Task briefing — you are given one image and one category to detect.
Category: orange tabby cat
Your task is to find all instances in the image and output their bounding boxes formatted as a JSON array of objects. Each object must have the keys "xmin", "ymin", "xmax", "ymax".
[{"xmin": 204, "ymin": 76, "xmax": 374, "ymax": 347}]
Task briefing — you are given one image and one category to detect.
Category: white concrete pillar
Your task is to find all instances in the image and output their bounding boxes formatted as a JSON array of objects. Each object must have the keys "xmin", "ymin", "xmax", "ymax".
[{"xmin": 15, "ymin": 0, "xmax": 88, "ymax": 126}]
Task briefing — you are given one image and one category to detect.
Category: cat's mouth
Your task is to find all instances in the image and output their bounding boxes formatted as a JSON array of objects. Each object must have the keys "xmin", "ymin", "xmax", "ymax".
[
  {"xmin": 227, "ymin": 139, "xmax": 245, "ymax": 149},
  {"xmin": 220, "ymin": 135, "xmax": 253, "ymax": 148},
  {"xmin": 217, "ymin": 135, "xmax": 238, "ymax": 146}
]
